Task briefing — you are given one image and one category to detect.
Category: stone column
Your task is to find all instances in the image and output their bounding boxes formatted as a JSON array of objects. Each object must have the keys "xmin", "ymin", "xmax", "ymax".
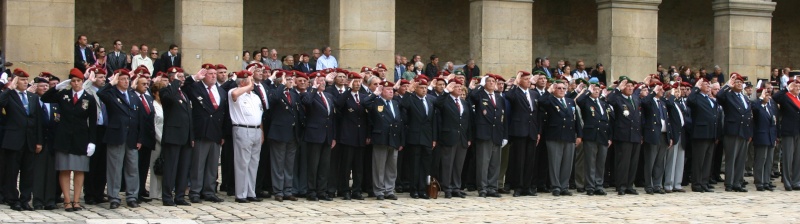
[
  {"xmin": 713, "ymin": 0, "xmax": 776, "ymax": 79},
  {"xmin": 176, "ymin": 0, "xmax": 242, "ymax": 73},
  {"xmin": 2, "ymin": 0, "xmax": 75, "ymax": 74},
  {"xmin": 470, "ymin": 0, "xmax": 533, "ymax": 77},
  {"xmin": 330, "ymin": 0, "xmax": 395, "ymax": 73},
  {"xmin": 596, "ymin": 0, "xmax": 661, "ymax": 81}
]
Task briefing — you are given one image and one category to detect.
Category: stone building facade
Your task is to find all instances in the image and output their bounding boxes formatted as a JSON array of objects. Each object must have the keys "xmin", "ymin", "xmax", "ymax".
[{"xmin": 1, "ymin": 0, "xmax": 794, "ymax": 81}]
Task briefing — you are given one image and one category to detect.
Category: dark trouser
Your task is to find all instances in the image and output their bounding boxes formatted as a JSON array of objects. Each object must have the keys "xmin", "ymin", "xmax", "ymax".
[
  {"xmin": 583, "ymin": 141, "xmax": 608, "ymax": 191},
  {"xmin": 221, "ymin": 134, "xmax": 235, "ymax": 192},
  {"xmin": 508, "ymin": 137, "xmax": 536, "ymax": 191},
  {"xmin": 406, "ymin": 144, "xmax": 432, "ymax": 193},
  {"xmin": 781, "ymin": 135, "xmax": 800, "ymax": 188},
  {"xmin": 441, "ymin": 144, "xmax": 468, "ymax": 193},
  {"xmin": 754, "ymin": 145, "xmax": 775, "ymax": 187},
  {"xmin": 293, "ymin": 141, "xmax": 309, "ymax": 195},
  {"xmin": 462, "ymin": 144, "xmax": 477, "ymax": 190},
  {"xmin": 546, "ymin": 141, "xmax": 575, "ymax": 191},
  {"xmin": 339, "ymin": 144, "xmax": 364, "ymax": 194},
  {"xmin": 33, "ymin": 150, "xmax": 57, "ymax": 207},
  {"xmin": 691, "ymin": 140, "xmax": 715, "ymax": 187},
  {"xmin": 475, "ymin": 140, "xmax": 501, "ymax": 194},
  {"xmin": 307, "ymin": 143, "xmax": 331, "ymax": 196},
  {"xmin": 161, "ymin": 143, "xmax": 192, "ymax": 203},
  {"xmin": 84, "ymin": 126, "xmax": 107, "ymax": 201},
  {"xmin": 643, "ymin": 134, "xmax": 668, "ymax": 190},
  {"xmin": 430, "ymin": 145, "xmax": 442, "ymax": 184},
  {"xmin": 270, "ymin": 139, "xmax": 297, "ymax": 197},
  {"xmin": 614, "ymin": 142, "xmax": 640, "ymax": 191},
  {"xmin": 723, "ymin": 135, "xmax": 748, "ymax": 188},
  {"xmin": 605, "ymin": 143, "xmax": 615, "ymax": 188},
  {"xmin": 137, "ymin": 146, "xmax": 153, "ymax": 197},
  {"xmin": 189, "ymin": 141, "xmax": 220, "ymax": 198},
  {"xmin": 4, "ymin": 146, "xmax": 34, "ymax": 204},
  {"xmin": 711, "ymin": 140, "xmax": 724, "ymax": 179},
  {"xmin": 360, "ymin": 144, "xmax": 373, "ymax": 194},
  {"xmin": 397, "ymin": 146, "xmax": 410, "ymax": 190},
  {"xmin": 327, "ymin": 144, "xmax": 341, "ymax": 195},
  {"xmin": 255, "ymin": 141, "xmax": 272, "ymax": 194},
  {"xmin": 533, "ymin": 141, "xmax": 549, "ymax": 190}
]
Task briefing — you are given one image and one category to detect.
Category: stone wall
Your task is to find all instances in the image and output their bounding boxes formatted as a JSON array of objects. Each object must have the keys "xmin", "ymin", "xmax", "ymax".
[
  {"xmin": 75, "ymin": 0, "xmax": 175, "ymax": 53},
  {"xmin": 657, "ymin": 0, "xmax": 714, "ymax": 69},
  {"xmin": 243, "ymin": 0, "xmax": 329, "ymax": 57},
  {"xmin": 532, "ymin": 0, "xmax": 598, "ymax": 67},
  {"xmin": 772, "ymin": 0, "xmax": 799, "ymax": 70},
  {"xmin": 395, "ymin": 0, "xmax": 471, "ymax": 65}
]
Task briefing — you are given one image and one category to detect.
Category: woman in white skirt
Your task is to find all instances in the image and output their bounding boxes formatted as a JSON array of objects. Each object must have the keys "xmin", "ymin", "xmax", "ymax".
[
  {"xmin": 41, "ymin": 68, "xmax": 99, "ymax": 212},
  {"xmin": 148, "ymin": 75, "xmax": 168, "ymax": 199}
]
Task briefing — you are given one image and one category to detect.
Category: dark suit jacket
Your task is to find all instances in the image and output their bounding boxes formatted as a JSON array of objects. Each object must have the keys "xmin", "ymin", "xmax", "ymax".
[
  {"xmin": 463, "ymin": 66, "xmax": 480, "ymax": 82},
  {"xmin": 665, "ymin": 96, "xmax": 691, "ymax": 147},
  {"xmin": 38, "ymin": 100, "xmax": 59, "ymax": 153},
  {"xmin": 606, "ymin": 89, "xmax": 643, "ymax": 143},
  {"xmin": 300, "ymin": 89, "xmax": 337, "ymax": 145},
  {"xmin": 715, "ymin": 85, "xmax": 753, "ymax": 139},
  {"xmin": 505, "ymin": 87, "xmax": 540, "ymax": 140},
  {"xmin": 74, "ymin": 45, "xmax": 96, "ymax": 72},
  {"xmin": 41, "ymin": 88, "xmax": 97, "ymax": 155},
  {"xmin": 772, "ymin": 89, "xmax": 800, "ymax": 137},
  {"xmin": 160, "ymin": 52, "xmax": 181, "ymax": 72},
  {"xmin": 400, "ymin": 92, "xmax": 437, "ymax": 147},
  {"xmin": 107, "ymin": 51, "xmax": 127, "ymax": 72},
  {"xmin": 539, "ymin": 94, "xmax": 582, "ymax": 142},
  {"xmin": 752, "ymin": 99, "xmax": 778, "ymax": 147},
  {"xmin": 576, "ymin": 92, "xmax": 612, "ymax": 145},
  {"xmin": 686, "ymin": 87, "xmax": 721, "ymax": 140},
  {"xmin": 182, "ymin": 77, "xmax": 227, "ymax": 143},
  {"xmin": 220, "ymin": 80, "xmax": 237, "ymax": 137},
  {"xmin": 0, "ymin": 89, "xmax": 43, "ymax": 152},
  {"xmin": 294, "ymin": 62, "xmax": 314, "ymax": 73},
  {"xmin": 136, "ymin": 93, "xmax": 156, "ymax": 150},
  {"xmin": 469, "ymin": 89, "xmax": 508, "ymax": 145},
  {"xmin": 363, "ymin": 94, "xmax": 404, "ymax": 149},
  {"xmin": 435, "ymin": 94, "xmax": 472, "ymax": 147},
  {"xmin": 424, "ymin": 63, "xmax": 438, "ymax": 79},
  {"xmin": 640, "ymin": 93, "xmax": 675, "ymax": 144},
  {"xmin": 159, "ymin": 79, "xmax": 194, "ymax": 145},
  {"xmin": 266, "ymin": 84, "xmax": 303, "ymax": 142},
  {"xmin": 336, "ymin": 90, "xmax": 369, "ymax": 147},
  {"xmin": 97, "ymin": 85, "xmax": 142, "ymax": 148}
]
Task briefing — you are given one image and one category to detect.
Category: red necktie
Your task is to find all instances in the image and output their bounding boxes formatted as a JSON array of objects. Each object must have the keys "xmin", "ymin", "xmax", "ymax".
[
  {"xmin": 354, "ymin": 93, "xmax": 360, "ymax": 106},
  {"xmin": 339, "ymin": 89, "xmax": 343, "ymax": 94},
  {"xmin": 455, "ymin": 98, "xmax": 462, "ymax": 113},
  {"xmin": 140, "ymin": 94, "xmax": 151, "ymax": 114},
  {"xmin": 320, "ymin": 92, "xmax": 329, "ymax": 112},
  {"xmin": 285, "ymin": 90, "xmax": 292, "ymax": 105},
  {"xmin": 207, "ymin": 86, "xmax": 218, "ymax": 110},
  {"xmin": 489, "ymin": 93, "xmax": 496, "ymax": 107},
  {"xmin": 73, "ymin": 92, "xmax": 78, "ymax": 105}
]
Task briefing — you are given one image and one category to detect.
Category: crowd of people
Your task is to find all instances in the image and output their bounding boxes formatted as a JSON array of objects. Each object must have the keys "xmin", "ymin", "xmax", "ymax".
[{"xmin": 0, "ymin": 35, "xmax": 798, "ymax": 212}]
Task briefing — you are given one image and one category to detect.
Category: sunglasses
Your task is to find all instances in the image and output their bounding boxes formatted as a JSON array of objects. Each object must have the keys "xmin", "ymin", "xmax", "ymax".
[{"xmin": 151, "ymin": 52, "xmax": 158, "ymax": 55}]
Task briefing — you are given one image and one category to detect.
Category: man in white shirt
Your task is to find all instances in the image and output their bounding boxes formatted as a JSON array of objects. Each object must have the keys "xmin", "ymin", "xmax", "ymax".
[
  {"xmin": 228, "ymin": 70, "xmax": 265, "ymax": 203},
  {"xmin": 571, "ymin": 60, "xmax": 589, "ymax": 80},
  {"xmin": 131, "ymin": 45, "xmax": 154, "ymax": 74},
  {"xmin": 316, "ymin": 47, "xmax": 338, "ymax": 70}
]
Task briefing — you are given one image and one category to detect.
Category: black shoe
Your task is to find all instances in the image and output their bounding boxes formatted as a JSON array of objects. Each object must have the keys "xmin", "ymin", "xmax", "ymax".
[
  {"xmin": 284, "ymin": 196, "xmax": 299, "ymax": 201},
  {"xmin": 457, "ymin": 191, "xmax": 466, "ymax": 198},
  {"xmin": 307, "ymin": 195, "xmax": 319, "ymax": 201},
  {"xmin": 524, "ymin": 189, "xmax": 537, "ymax": 196},
  {"xmin": 513, "ymin": 190, "xmax": 522, "ymax": 197},
  {"xmin": 552, "ymin": 190, "xmax": 561, "ymax": 196},
  {"xmin": 175, "ymin": 200, "xmax": 192, "ymax": 206},
  {"xmin": 725, "ymin": 187, "xmax": 733, "ymax": 192},
  {"xmin": 34, "ymin": 205, "xmax": 44, "ymax": 210},
  {"xmin": 419, "ymin": 192, "xmax": 430, "ymax": 199},
  {"xmin": 625, "ymin": 189, "xmax": 639, "ymax": 195},
  {"xmin": 445, "ymin": 192, "xmax": 452, "ymax": 198},
  {"xmin": 44, "ymin": 205, "xmax": 57, "ymax": 210},
  {"xmin": 709, "ymin": 179, "xmax": 718, "ymax": 184},
  {"xmin": 410, "ymin": 192, "xmax": 418, "ymax": 199},
  {"xmin": 479, "ymin": 192, "xmax": 487, "ymax": 197},
  {"xmin": 487, "ymin": 192, "xmax": 501, "ymax": 197},
  {"xmin": 396, "ymin": 186, "xmax": 405, "ymax": 193},
  {"xmin": 235, "ymin": 198, "xmax": 249, "ymax": 203},
  {"xmin": 702, "ymin": 186, "xmax": 714, "ymax": 192},
  {"xmin": 109, "ymin": 202, "xmax": 120, "ymax": 209},
  {"xmin": 85, "ymin": 198, "xmax": 98, "ymax": 205},
  {"xmin": 587, "ymin": 189, "xmax": 595, "ymax": 196},
  {"xmin": 256, "ymin": 191, "xmax": 271, "ymax": 198},
  {"xmin": 127, "ymin": 201, "xmax": 140, "ymax": 208},
  {"xmin": 733, "ymin": 187, "xmax": 748, "ymax": 192},
  {"xmin": 352, "ymin": 193, "xmax": 364, "ymax": 200},
  {"xmin": 190, "ymin": 196, "xmax": 202, "ymax": 203},
  {"xmin": 577, "ymin": 188, "xmax": 585, "ymax": 193},
  {"xmin": 206, "ymin": 196, "xmax": 225, "ymax": 203},
  {"xmin": 138, "ymin": 197, "xmax": 153, "ymax": 203},
  {"xmin": 617, "ymin": 190, "xmax": 625, "ymax": 195},
  {"xmin": 376, "ymin": 195, "xmax": 384, "ymax": 200},
  {"xmin": 498, "ymin": 188, "xmax": 510, "ymax": 194},
  {"xmin": 274, "ymin": 196, "xmax": 283, "ymax": 202},
  {"xmin": 19, "ymin": 203, "xmax": 34, "ymax": 211},
  {"xmin": 595, "ymin": 189, "xmax": 607, "ymax": 196},
  {"xmin": 246, "ymin": 197, "xmax": 262, "ymax": 202},
  {"xmin": 320, "ymin": 195, "xmax": 333, "ymax": 201},
  {"xmin": 162, "ymin": 201, "xmax": 176, "ymax": 206},
  {"xmin": 386, "ymin": 194, "xmax": 398, "ymax": 200},
  {"xmin": 342, "ymin": 192, "xmax": 352, "ymax": 200},
  {"xmin": 561, "ymin": 190, "xmax": 573, "ymax": 196},
  {"xmin": 9, "ymin": 203, "xmax": 23, "ymax": 211},
  {"xmin": 142, "ymin": 191, "xmax": 150, "ymax": 197},
  {"xmin": 655, "ymin": 188, "xmax": 665, "ymax": 194}
]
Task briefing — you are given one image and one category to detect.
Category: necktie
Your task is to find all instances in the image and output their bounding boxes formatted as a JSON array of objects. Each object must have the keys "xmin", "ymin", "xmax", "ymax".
[
  {"xmin": 656, "ymin": 99, "xmax": 663, "ymax": 120},
  {"xmin": 738, "ymin": 93, "xmax": 748, "ymax": 109},
  {"xmin": 19, "ymin": 92, "xmax": 28, "ymax": 115},
  {"xmin": 41, "ymin": 102, "xmax": 48, "ymax": 122},
  {"xmin": 339, "ymin": 89, "xmax": 343, "ymax": 94},
  {"xmin": 455, "ymin": 98, "xmax": 462, "ymax": 115},
  {"xmin": 489, "ymin": 93, "xmax": 496, "ymax": 107},
  {"xmin": 386, "ymin": 100, "xmax": 395, "ymax": 118},
  {"xmin": 320, "ymin": 92, "xmax": 329, "ymax": 114},
  {"xmin": 421, "ymin": 97, "xmax": 428, "ymax": 115},
  {"xmin": 595, "ymin": 99, "xmax": 604, "ymax": 115},
  {"xmin": 705, "ymin": 94, "xmax": 714, "ymax": 107},
  {"xmin": 123, "ymin": 91, "xmax": 130, "ymax": 105},
  {"xmin": 73, "ymin": 92, "xmax": 79, "ymax": 105},
  {"xmin": 305, "ymin": 63, "xmax": 309, "ymax": 71},
  {"xmin": 354, "ymin": 93, "xmax": 360, "ymax": 106},
  {"xmin": 255, "ymin": 85, "xmax": 268, "ymax": 109},
  {"xmin": 525, "ymin": 91, "xmax": 533, "ymax": 111},
  {"xmin": 285, "ymin": 90, "xmax": 292, "ymax": 105},
  {"xmin": 560, "ymin": 98, "xmax": 567, "ymax": 108},
  {"xmin": 628, "ymin": 96, "xmax": 634, "ymax": 106},
  {"xmin": 207, "ymin": 85, "xmax": 218, "ymax": 110},
  {"xmin": 141, "ymin": 94, "xmax": 151, "ymax": 114}
]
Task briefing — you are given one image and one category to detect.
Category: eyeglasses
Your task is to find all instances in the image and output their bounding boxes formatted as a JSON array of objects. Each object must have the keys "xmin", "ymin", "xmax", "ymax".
[{"xmin": 151, "ymin": 52, "xmax": 158, "ymax": 55}]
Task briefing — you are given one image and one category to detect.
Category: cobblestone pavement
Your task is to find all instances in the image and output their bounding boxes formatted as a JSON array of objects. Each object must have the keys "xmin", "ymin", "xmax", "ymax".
[{"xmin": 2, "ymin": 176, "xmax": 800, "ymax": 223}]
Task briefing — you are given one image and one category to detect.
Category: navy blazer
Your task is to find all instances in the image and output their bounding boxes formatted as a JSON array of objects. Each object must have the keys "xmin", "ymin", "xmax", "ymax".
[
  {"xmin": 686, "ymin": 87, "xmax": 721, "ymax": 140},
  {"xmin": 41, "ymin": 88, "xmax": 98, "ymax": 155},
  {"xmin": 97, "ymin": 85, "xmax": 142, "ymax": 148},
  {"xmin": 336, "ymin": 90, "xmax": 369, "ymax": 147},
  {"xmin": 182, "ymin": 77, "xmax": 227, "ymax": 143},
  {"xmin": 435, "ymin": 94, "xmax": 472, "ymax": 147},
  {"xmin": 159, "ymin": 79, "xmax": 194, "ymax": 146},
  {"xmin": 39, "ymin": 100, "xmax": 59, "ymax": 153},
  {"xmin": 715, "ymin": 85, "xmax": 753, "ymax": 139},
  {"xmin": 751, "ymin": 99, "xmax": 778, "ymax": 147},
  {"xmin": 74, "ymin": 45, "xmax": 96, "ymax": 72},
  {"xmin": 606, "ymin": 89, "xmax": 643, "ymax": 143},
  {"xmin": 266, "ymin": 84, "xmax": 303, "ymax": 142},
  {"xmin": 772, "ymin": 89, "xmax": 800, "ymax": 137},
  {"xmin": 363, "ymin": 94, "xmax": 404, "ymax": 149},
  {"xmin": 301, "ymin": 89, "xmax": 337, "ymax": 145},
  {"xmin": 665, "ymin": 96, "xmax": 691, "ymax": 147},
  {"xmin": 640, "ymin": 93, "xmax": 675, "ymax": 145},
  {"xmin": 136, "ymin": 93, "xmax": 156, "ymax": 150},
  {"xmin": 400, "ymin": 92, "xmax": 437, "ymax": 147},
  {"xmin": 294, "ymin": 62, "xmax": 314, "ymax": 73},
  {"xmin": 576, "ymin": 91, "xmax": 613, "ymax": 145},
  {"xmin": 505, "ymin": 87, "xmax": 540, "ymax": 140},
  {"xmin": 469, "ymin": 88, "xmax": 508, "ymax": 145},
  {"xmin": 0, "ymin": 89, "xmax": 43, "ymax": 152},
  {"xmin": 538, "ymin": 93, "xmax": 582, "ymax": 142}
]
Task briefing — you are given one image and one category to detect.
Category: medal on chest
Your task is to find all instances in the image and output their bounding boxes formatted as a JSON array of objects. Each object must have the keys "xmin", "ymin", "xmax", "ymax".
[{"xmin": 623, "ymin": 105, "xmax": 630, "ymax": 117}]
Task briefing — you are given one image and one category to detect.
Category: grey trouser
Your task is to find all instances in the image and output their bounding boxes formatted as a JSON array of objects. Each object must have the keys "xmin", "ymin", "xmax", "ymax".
[
  {"xmin": 107, "ymin": 144, "xmax": 139, "ymax": 203},
  {"xmin": 190, "ymin": 140, "xmax": 220, "ymax": 198},
  {"xmin": 476, "ymin": 140, "xmax": 502, "ymax": 193},
  {"xmin": 754, "ymin": 145, "xmax": 775, "ymax": 187},
  {"xmin": 724, "ymin": 135, "xmax": 748, "ymax": 188},
  {"xmin": 583, "ymin": 141, "xmax": 607, "ymax": 191},
  {"xmin": 781, "ymin": 135, "xmax": 800, "ymax": 188},
  {"xmin": 547, "ymin": 140, "xmax": 575, "ymax": 191},
  {"xmin": 643, "ymin": 134, "xmax": 668, "ymax": 189},
  {"xmin": 664, "ymin": 138, "xmax": 686, "ymax": 190},
  {"xmin": 441, "ymin": 144, "xmax": 468, "ymax": 193},
  {"xmin": 372, "ymin": 145, "xmax": 398, "ymax": 196},
  {"xmin": 270, "ymin": 139, "xmax": 297, "ymax": 197},
  {"xmin": 233, "ymin": 126, "xmax": 262, "ymax": 199}
]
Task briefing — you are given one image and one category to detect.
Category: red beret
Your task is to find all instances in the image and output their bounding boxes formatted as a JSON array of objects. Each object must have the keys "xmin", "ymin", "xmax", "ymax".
[
  {"xmin": 376, "ymin": 63, "xmax": 387, "ymax": 70},
  {"xmin": 298, "ymin": 71, "xmax": 313, "ymax": 78},
  {"xmin": 662, "ymin": 84, "xmax": 672, "ymax": 91},
  {"xmin": 246, "ymin": 63, "xmax": 262, "ymax": 70},
  {"xmin": 215, "ymin": 64, "xmax": 227, "ymax": 70},
  {"xmin": 730, "ymin": 72, "xmax": 744, "ymax": 81},
  {"xmin": 155, "ymin": 71, "xmax": 168, "ymax": 79},
  {"xmin": 788, "ymin": 79, "xmax": 796, "ymax": 85},
  {"xmin": 416, "ymin": 75, "xmax": 429, "ymax": 81},
  {"xmin": 434, "ymin": 77, "xmax": 446, "ymax": 83},
  {"xmin": 167, "ymin": 67, "xmax": 183, "ymax": 73},
  {"xmin": 133, "ymin": 67, "xmax": 150, "ymax": 76},
  {"xmin": 39, "ymin": 72, "xmax": 53, "ymax": 78},
  {"xmin": 235, "ymin": 70, "xmax": 252, "ymax": 79},
  {"xmin": 93, "ymin": 68, "xmax": 107, "ymax": 75},
  {"xmin": 451, "ymin": 79, "xmax": 464, "ymax": 85},
  {"xmin": 648, "ymin": 80, "xmax": 663, "ymax": 88},
  {"xmin": 437, "ymin": 70, "xmax": 450, "ymax": 77},
  {"xmin": 681, "ymin": 82, "xmax": 691, "ymax": 87},
  {"xmin": 69, "ymin": 68, "xmax": 84, "ymax": 80},
  {"xmin": 294, "ymin": 71, "xmax": 309, "ymax": 80},
  {"xmin": 201, "ymin": 63, "xmax": 215, "ymax": 70},
  {"xmin": 113, "ymin": 69, "xmax": 130, "ymax": 76},
  {"xmin": 671, "ymin": 82, "xmax": 680, "ymax": 89},
  {"xmin": 379, "ymin": 81, "xmax": 394, "ymax": 87},
  {"xmin": 335, "ymin": 68, "xmax": 348, "ymax": 74},
  {"xmin": 322, "ymin": 68, "xmax": 334, "ymax": 74},
  {"xmin": 417, "ymin": 79, "xmax": 428, "ymax": 86},
  {"xmin": 263, "ymin": 65, "xmax": 272, "ymax": 71},
  {"xmin": 399, "ymin": 79, "xmax": 410, "ymax": 85},
  {"xmin": 518, "ymin": 71, "xmax": 531, "ymax": 77},
  {"xmin": 13, "ymin": 68, "xmax": 29, "ymax": 77},
  {"xmin": 360, "ymin": 66, "xmax": 372, "ymax": 73},
  {"xmin": 348, "ymin": 72, "xmax": 362, "ymax": 79}
]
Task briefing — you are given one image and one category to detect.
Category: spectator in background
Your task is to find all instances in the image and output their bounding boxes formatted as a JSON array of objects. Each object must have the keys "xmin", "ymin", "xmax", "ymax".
[
  {"xmin": 150, "ymin": 48, "xmax": 163, "ymax": 74},
  {"xmin": 282, "ymin": 55, "xmax": 295, "ymax": 70},
  {"xmin": 310, "ymin": 48, "xmax": 321, "ymax": 69},
  {"xmin": 780, "ymin": 67, "xmax": 791, "ymax": 90},
  {"xmin": 295, "ymin": 54, "xmax": 313, "ymax": 73},
  {"xmin": 443, "ymin": 61, "xmax": 455, "ymax": 73},
  {"xmin": 127, "ymin": 45, "xmax": 139, "ymax": 70},
  {"xmin": 571, "ymin": 60, "xmax": 588, "ymax": 80},
  {"xmin": 464, "ymin": 59, "xmax": 480, "ymax": 81},
  {"xmin": 260, "ymin": 47, "xmax": 270, "ymax": 65},
  {"xmin": 265, "ymin": 49, "xmax": 282, "ymax": 70},
  {"xmin": 394, "ymin": 55, "xmax": 405, "ymax": 81},
  {"xmin": 251, "ymin": 51, "xmax": 262, "ymax": 65},
  {"xmin": 591, "ymin": 63, "xmax": 607, "ymax": 84},
  {"xmin": 316, "ymin": 46, "xmax": 338, "ymax": 70},
  {"xmin": 74, "ymin": 35, "xmax": 95, "ymax": 73},
  {"xmin": 242, "ymin": 51, "xmax": 251, "ymax": 70},
  {"xmin": 402, "ymin": 63, "xmax": 416, "ymax": 81},
  {"xmin": 770, "ymin": 67, "xmax": 780, "ymax": 84},
  {"xmin": 706, "ymin": 65, "xmax": 725, "ymax": 83},
  {"xmin": 107, "ymin": 40, "xmax": 127, "ymax": 72},
  {"xmin": 159, "ymin": 44, "xmax": 181, "ymax": 72},
  {"xmin": 131, "ymin": 45, "xmax": 154, "ymax": 74},
  {"xmin": 424, "ymin": 55, "xmax": 439, "ymax": 79},
  {"xmin": 92, "ymin": 46, "xmax": 108, "ymax": 72},
  {"xmin": 413, "ymin": 62, "xmax": 424, "ymax": 76}
]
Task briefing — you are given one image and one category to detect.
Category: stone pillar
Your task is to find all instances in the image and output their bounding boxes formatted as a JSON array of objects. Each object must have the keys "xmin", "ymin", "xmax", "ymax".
[
  {"xmin": 2, "ymin": 0, "xmax": 75, "ymax": 74},
  {"xmin": 176, "ymin": 0, "xmax": 243, "ymax": 73},
  {"xmin": 596, "ymin": 0, "xmax": 661, "ymax": 81},
  {"xmin": 713, "ymin": 0, "xmax": 776, "ymax": 79},
  {"xmin": 330, "ymin": 0, "xmax": 395, "ymax": 73},
  {"xmin": 470, "ymin": 0, "xmax": 533, "ymax": 77}
]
